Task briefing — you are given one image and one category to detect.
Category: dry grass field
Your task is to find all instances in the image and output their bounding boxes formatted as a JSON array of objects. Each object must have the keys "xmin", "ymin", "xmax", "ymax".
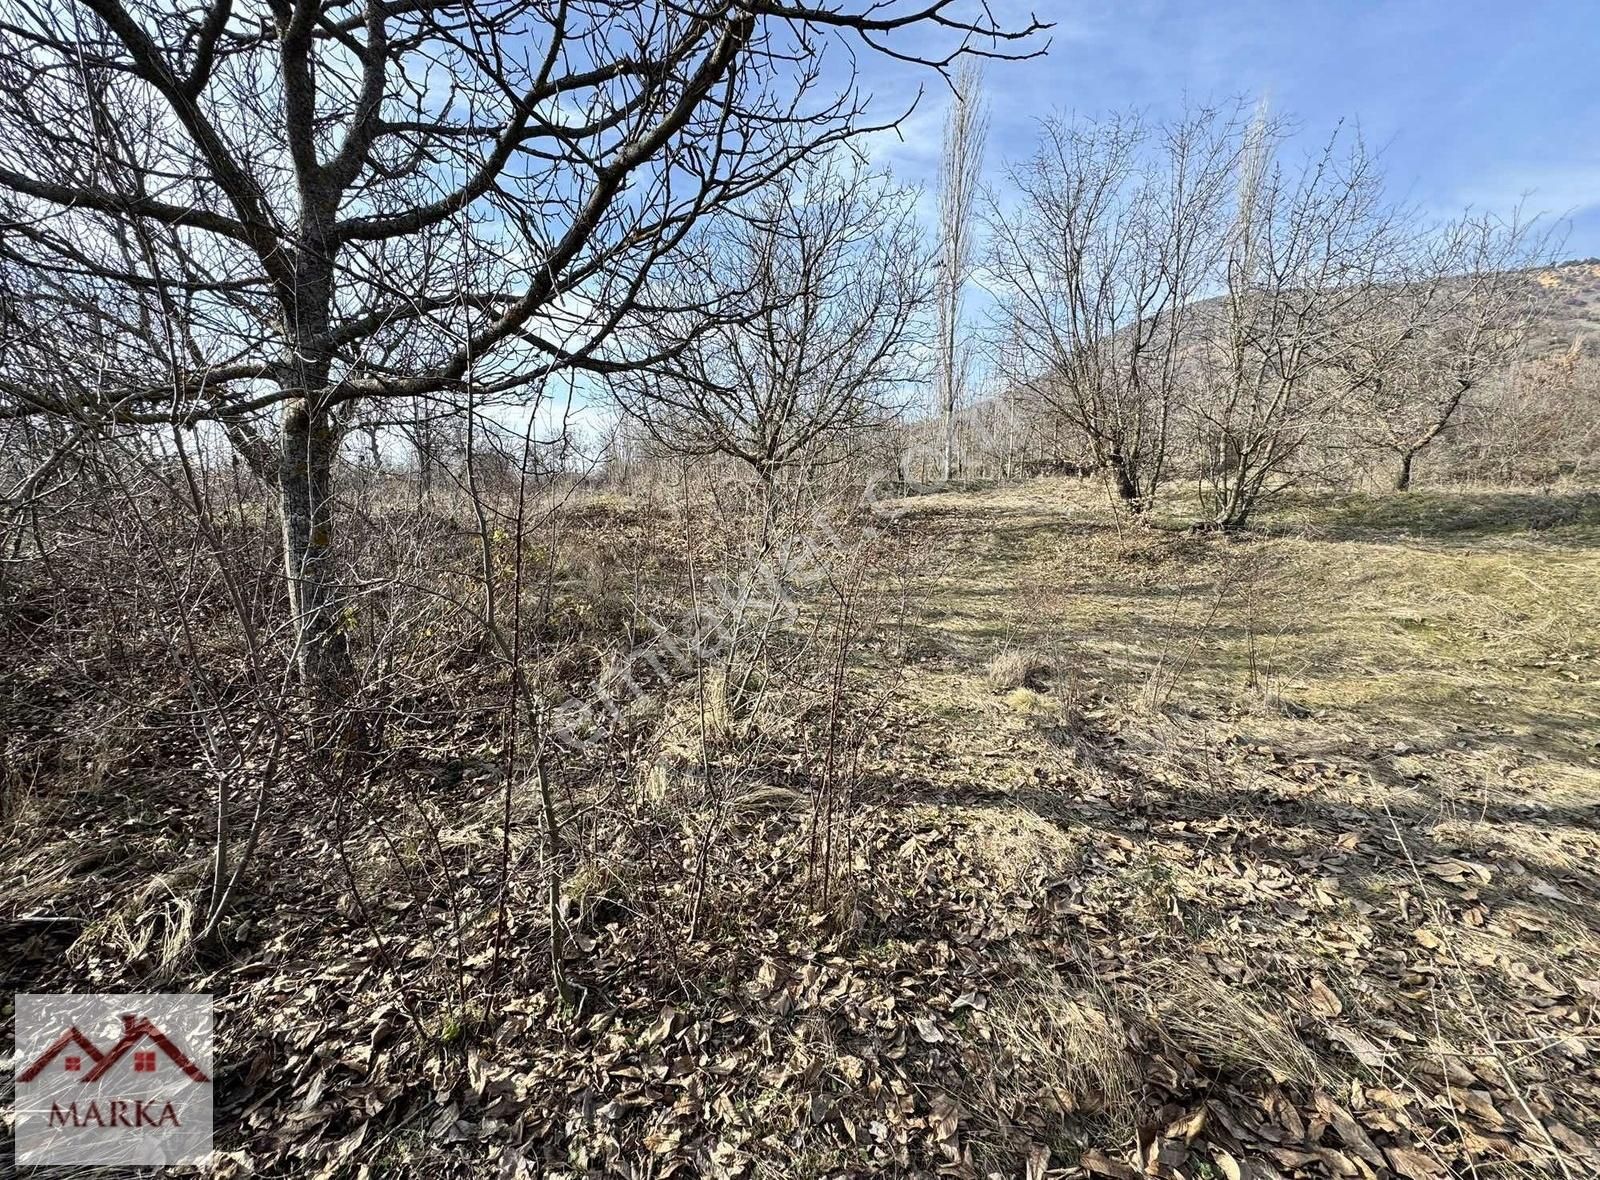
[
  {"xmin": 5, "ymin": 477, "xmax": 1598, "ymax": 1178},
  {"xmin": 856, "ymin": 477, "xmax": 1600, "ymax": 1177},
  {"xmin": 6, "ymin": 5, "xmax": 1599, "ymax": 1176}
]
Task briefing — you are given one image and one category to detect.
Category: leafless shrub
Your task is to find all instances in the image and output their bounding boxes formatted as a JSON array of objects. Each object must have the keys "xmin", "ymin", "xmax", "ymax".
[
  {"xmin": 615, "ymin": 155, "xmax": 929, "ymax": 539},
  {"xmin": 1451, "ymin": 341, "xmax": 1600, "ymax": 483}
]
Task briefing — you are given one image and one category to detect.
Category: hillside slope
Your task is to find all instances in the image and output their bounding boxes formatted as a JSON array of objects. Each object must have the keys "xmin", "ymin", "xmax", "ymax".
[{"xmin": 6, "ymin": 479, "xmax": 1598, "ymax": 1177}]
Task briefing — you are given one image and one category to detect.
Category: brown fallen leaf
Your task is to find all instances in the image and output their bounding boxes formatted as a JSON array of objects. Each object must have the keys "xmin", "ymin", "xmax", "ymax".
[
  {"xmin": 1025, "ymin": 1144, "xmax": 1051, "ymax": 1180},
  {"xmin": 1427, "ymin": 858, "xmax": 1492, "ymax": 885},
  {"xmin": 1079, "ymin": 1148, "xmax": 1140, "ymax": 1179},
  {"xmin": 1385, "ymin": 1144, "xmax": 1446, "ymax": 1179},
  {"xmin": 1545, "ymin": 1120, "xmax": 1599, "ymax": 1161},
  {"xmin": 928, "ymin": 1093, "xmax": 960, "ymax": 1143},
  {"xmin": 1458, "ymin": 1127, "xmax": 1522, "ymax": 1160},
  {"xmin": 1311, "ymin": 1145, "xmax": 1361, "ymax": 1176},
  {"xmin": 1167, "ymin": 1105, "xmax": 1206, "ymax": 1143},
  {"xmin": 644, "ymin": 1005, "xmax": 678, "ymax": 1047},
  {"xmin": 1309, "ymin": 976, "xmax": 1343, "ymax": 1018},
  {"xmin": 1314, "ymin": 1093, "xmax": 1385, "ymax": 1167},
  {"xmin": 1327, "ymin": 1025, "xmax": 1385, "ymax": 1069},
  {"xmin": 1268, "ymin": 1147, "xmax": 1321, "ymax": 1169},
  {"xmin": 1457, "ymin": 1088, "xmax": 1506, "ymax": 1129}
]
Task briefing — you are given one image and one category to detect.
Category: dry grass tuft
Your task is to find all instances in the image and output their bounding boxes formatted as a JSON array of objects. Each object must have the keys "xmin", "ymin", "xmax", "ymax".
[
  {"xmin": 1431, "ymin": 816, "xmax": 1597, "ymax": 876},
  {"xmin": 1143, "ymin": 958, "xmax": 1333, "ymax": 1089},
  {"xmin": 727, "ymin": 784, "xmax": 808, "ymax": 815},
  {"xmin": 952, "ymin": 804, "xmax": 1085, "ymax": 892},
  {"xmin": 81, "ymin": 859, "xmax": 208, "ymax": 970},
  {"xmin": 974, "ymin": 961, "xmax": 1138, "ymax": 1136},
  {"xmin": 1004, "ymin": 686, "xmax": 1050, "ymax": 714},
  {"xmin": 986, "ymin": 648, "xmax": 1051, "ymax": 693}
]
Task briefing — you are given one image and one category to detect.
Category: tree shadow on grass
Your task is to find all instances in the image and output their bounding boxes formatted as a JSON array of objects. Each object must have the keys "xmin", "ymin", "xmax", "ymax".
[
  {"xmin": 880, "ymin": 738, "xmax": 1600, "ymax": 944},
  {"xmin": 1258, "ymin": 488, "xmax": 1600, "ymax": 546}
]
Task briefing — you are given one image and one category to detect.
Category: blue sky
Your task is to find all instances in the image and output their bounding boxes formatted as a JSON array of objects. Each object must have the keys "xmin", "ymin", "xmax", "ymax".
[
  {"xmin": 862, "ymin": 0, "xmax": 1600, "ymax": 257},
  {"xmin": 541, "ymin": 1, "xmax": 1600, "ymax": 440}
]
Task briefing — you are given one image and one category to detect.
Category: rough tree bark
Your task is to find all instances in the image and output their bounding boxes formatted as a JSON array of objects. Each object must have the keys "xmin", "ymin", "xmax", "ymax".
[
  {"xmin": 1394, "ymin": 450, "xmax": 1416, "ymax": 491},
  {"xmin": 279, "ymin": 400, "xmax": 352, "ymax": 699}
]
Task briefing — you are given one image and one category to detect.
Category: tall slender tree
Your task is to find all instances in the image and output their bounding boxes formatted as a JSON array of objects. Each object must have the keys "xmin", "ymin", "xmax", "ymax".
[{"xmin": 935, "ymin": 60, "xmax": 988, "ymax": 482}]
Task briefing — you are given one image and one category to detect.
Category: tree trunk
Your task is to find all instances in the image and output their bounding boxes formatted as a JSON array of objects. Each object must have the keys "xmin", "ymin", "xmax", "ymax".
[
  {"xmin": 1107, "ymin": 451, "xmax": 1142, "ymax": 513},
  {"xmin": 279, "ymin": 399, "xmax": 352, "ymax": 707},
  {"xmin": 414, "ymin": 397, "xmax": 436, "ymax": 497},
  {"xmin": 756, "ymin": 464, "xmax": 780, "ymax": 551},
  {"xmin": 1200, "ymin": 466, "xmax": 1250, "ymax": 532},
  {"xmin": 1394, "ymin": 450, "xmax": 1416, "ymax": 492},
  {"xmin": 941, "ymin": 390, "xmax": 954, "ymax": 483}
]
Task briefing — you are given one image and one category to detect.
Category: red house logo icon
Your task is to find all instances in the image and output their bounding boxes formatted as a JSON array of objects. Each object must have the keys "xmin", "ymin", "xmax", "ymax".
[{"xmin": 19, "ymin": 1014, "xmax": 211, "ymax": 1084}]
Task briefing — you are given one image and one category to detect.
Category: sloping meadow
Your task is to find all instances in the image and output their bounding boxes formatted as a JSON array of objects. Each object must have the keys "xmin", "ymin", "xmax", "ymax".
[{"xmin": 4, "ymin": 475, "xmax": 1597, "ymax": 1177}]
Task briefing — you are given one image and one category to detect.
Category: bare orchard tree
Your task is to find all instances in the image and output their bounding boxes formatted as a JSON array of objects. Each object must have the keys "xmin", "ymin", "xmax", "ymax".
[
  {"xmin": 987, "ymin": 106, "xmax": 1237, "ymax": 513},
  {"xmin": 934, "ymin": 59, "xmax": 987, "ymax": 482},
  {"xmin": 1193, "ymin": 118, "xmax": 1396, "ymax": 529},
  {"xmin": 613, "ymin": 157, "xmax": 928, "ymax": 519},
  {"xmin": 1452, "ymin": 341, "xmax": 1600, "ymax": 483},
  {"xmin": 1337, "ymin": 210, "xmax": 1550, "ymax": 490},
  {"xmin": 0, "ymin": 0, "xmax": 1044, "ymax": 713}
]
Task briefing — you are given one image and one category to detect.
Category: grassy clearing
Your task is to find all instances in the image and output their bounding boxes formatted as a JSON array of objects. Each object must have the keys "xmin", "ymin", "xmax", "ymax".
[
  {"xmin": 867, "ymin": 477, "xmax": 1600, "ymax": 1176},
  {"xmin": 891, "ymin": 479, "xmax": 1600, "ymax": 787}
]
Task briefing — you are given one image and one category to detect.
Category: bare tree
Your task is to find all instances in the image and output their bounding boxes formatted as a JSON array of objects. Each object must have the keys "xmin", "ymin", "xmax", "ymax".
[
  {"xmin": 935, "ymin": 59, "xmax": 987, "ymax": 482},
  {"xmin": 1452, "ymin": 340, "xmax": 1600, "ymax": 483},
  {"xmin": 0, "ymin": 0, "xmax": 1044, "ymax": 717},
  {"xmin": 1193, "ymin": 117, "xmax": 1395, "ymax": 529},
  {"xmin": 613, "ymin": 157, "xmax": 927, "ymax": 522},
  {"xmin": 1338, "ymin": 210, "xmax": 1550, "ymax": 490},
  {"xmin": 987, "ymin": 106, "xmax": 1236, "ymax": 512}
]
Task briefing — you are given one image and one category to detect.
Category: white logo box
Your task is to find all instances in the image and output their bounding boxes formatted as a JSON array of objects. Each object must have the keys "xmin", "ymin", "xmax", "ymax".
[{"xmin": 14, "ymin": 993, "xmax": 213, "ymax": 1166}]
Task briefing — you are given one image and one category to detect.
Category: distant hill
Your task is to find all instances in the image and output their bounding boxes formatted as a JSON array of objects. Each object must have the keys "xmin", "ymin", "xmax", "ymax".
[
  {"xmin": 989, "ymin": 258, "xmax": 1600, "ymax": 404},
  {"xmin": 1527, "ymin": 259, "xmax": 1600, "ymax": 355}
]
